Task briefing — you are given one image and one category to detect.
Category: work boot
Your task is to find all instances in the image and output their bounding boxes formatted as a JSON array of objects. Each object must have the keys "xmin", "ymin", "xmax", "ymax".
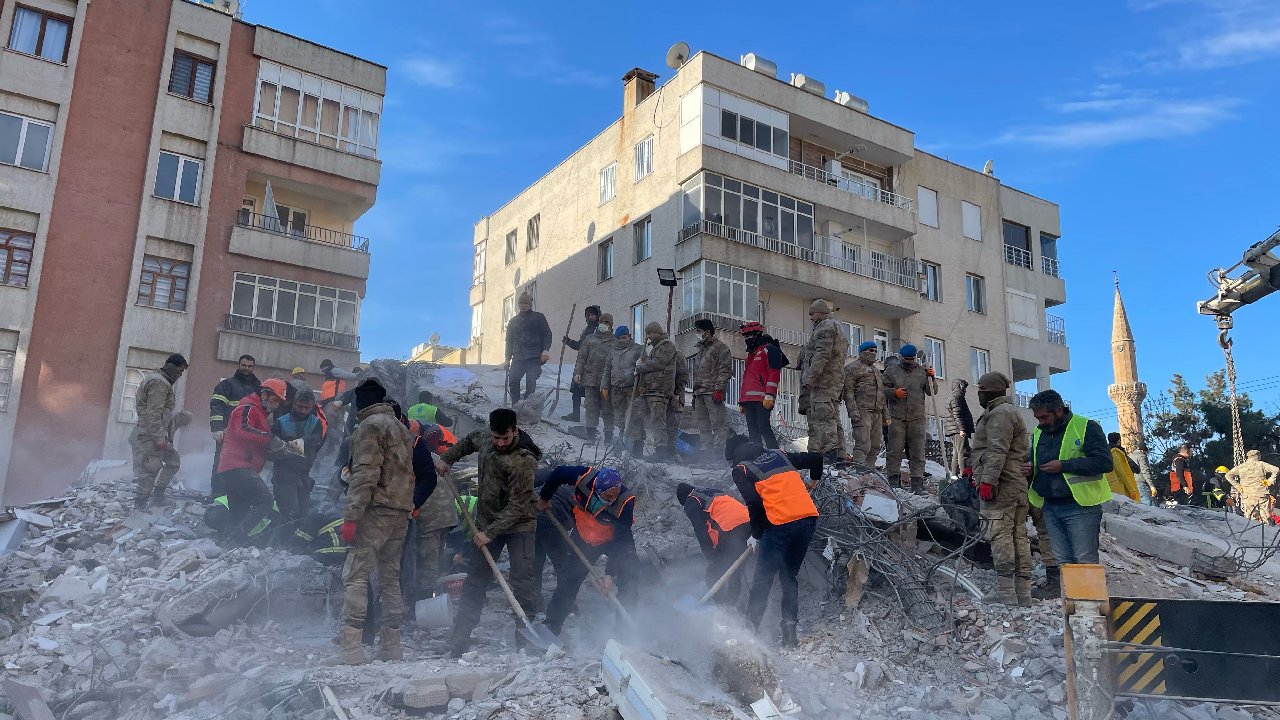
[
  {"xmin": 151, "ymin": 490, "xmax": 173, "ymax": 507},
  {"xmin": 560, "ymin": 411, "xmax": 581, "ymax": 423},
  {"xmin": 982, "ymin": 576, "xmax": 1018, "ymax": 606},
  {"xmin": 584, "ymin": 427, "xmax": 598, "ymax": 441},
  {"xmin": 1015, "ymin": 576, "xmax": 1033, "ymax": 607},
  {"xmin": 339, "ymin": 626, "xmax": 366, "ymax": 665},
  {"xmin": 1033, "ymin": 566, "xmax": 1062, "ymax": 601},
  {"xmin": 448, "ymin": 630, "xmax": 471, "ymax": 659},
  {"xmin": 909, "ymin": 477, "xmax": 926, "ymax": 495},
  {"xmin": 133, "ymin": 496, "xmax": 149, "ymax": 511},
  {"xmin": 378, "ymin": 627, "xmax": 403, "ymax": 661},
  {"xmin": 779, "ymin": 622, "xmax": 799, "ymax": 648},
  {"xmin": 603, "ymin": 429, "xmax": 614, "ymax": 445}
]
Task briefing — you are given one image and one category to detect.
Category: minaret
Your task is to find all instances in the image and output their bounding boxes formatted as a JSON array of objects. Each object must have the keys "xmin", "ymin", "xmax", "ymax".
[{"xmin": 1107, "ymin": 275, "xmax": 1147, "ymax": 455}]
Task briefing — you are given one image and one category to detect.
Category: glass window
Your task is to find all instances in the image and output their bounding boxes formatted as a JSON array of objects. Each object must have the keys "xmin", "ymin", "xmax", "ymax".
[
  {"xmin": 970, "ymin": 347, "xmax": 990, "ymax": 383},
  {"xmin": 631, "ymin": 302, "xmax": 646, "ymax": 333},
  {"xmin": 252, "ymin": 60, "xmax": 381, "ymax": 156},
  {"xmin": 119, "ymin": 368, "xmax": 147, "ymax": 423},
  {"xmin": 505, "ymin": 229, "xmax": 517, "ymax": 265},
  {"xmin": 526, "ymin": 214, "xmax": 540, "ymax": 250},
  {"xmin": 598, "ymin": 239, "xmax": 614, "ymax": 282},
  {"xmin": 502, "ymin": 294, "xmax": 516, "ymax": 326},
  {"xmin": 738, "ymin": 116, "xmax": 754, "ymax": 147},
  {"xmin": 169, "ymin": 51, "xmax": 216, "ymax": 103},
  {"xmin": 678, "ymin": 260, "xmax": 759, "ymax": 321},
  {"xmin": 772, "ymin": 127, "xmax": 788, "ymax": 158},
  {"xmin": 633, "ymin": 217, "xmax": 652, "ymax": 263},
  {"xmin": 473, "ymin": 240, "xmax": 486, "ymax": 284},
  {"xmin": 599, "ymin": 162, "xmax": 616, "ymax": 204},
  {"xmin": 1040, "ymin": 232, "xmax": 1058, "ymax": 260},
  {"xmin": 754, "ymin": 123, "xmax": 771, "ymax": 153},
  {"xmin": 922, "ymin": 262, "xmax": 941, "ymax": 302},
  {"xmin": 634, "ymin": 135, "xmax": 654, "ymax": 180},
  {"xmin": 0, "ymin": 349, "xmax": 14, "ymax": 411},
  {"xmin": 470, "ymin": 304, "xmax": 483, "ymax": 339},
  {"xmin": 9, "ymin": 6, "xmax": 72, "ymax": 63},
  {"xmin": 923, "ymin": 337, "xmax": 945, "ymax": 379},
  {"xmin": 962, "ymin": 201, "xmax": 982, "ymax": 241},
  {"xmin": 230, "ymin": 272, "xmax": 358, "ymax": 334},
  {"xmin": 966, "ymin": 274, "xmax": 986, "ymax": 313},
  {"xmin": 0, "ymin": 111, "xmax": 53, "ymax": 172},
  {"xmin": 136, "ymin": 255, "xmax": 191, "ymax": 311},
  {"xmin": 918, "ymin": 186, "xmax": 938, "ymax": 227},
  {"xmin": 0, "ymin": 229, "xmax": 34, "ymax": 287},
  {"xmin": 721, "ymin": 110, "xmax": 737, "ymax": 141},
  {"xmin": 682, "ymin": 176, "xmax": 701, "ymax": 228},
  {"xmin": 154, "ymin": 152, "xmax": 202, "ymax": 204},
  {"xmin": 1003, "ymin": 220, "xmax": 1030, "ymax": 250}
]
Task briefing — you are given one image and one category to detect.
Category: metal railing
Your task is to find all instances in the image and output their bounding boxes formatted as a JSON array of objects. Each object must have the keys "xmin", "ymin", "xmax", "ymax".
[
  {"xmin": 787, "ymin": 160, "xmax": 914, "ymax": 212},
  {"xmin": 1047, "ymin": 313, "xmax": 1067, "ymax": 345},
  {"xmin": 680, "ymin": 220, "xmax": 919, "ymax": 290},
  {"xmin": 1042, "ymin": 256, "xmax": 1060, "ymax": 278},
  {"xmin": 1003, "ymin": 243, "xmax": 1033, "ymax": 269},
  {"xmin": 236, "ymin": 211, "xmax": 371, "ymax": 253},
  {"xmin": 224, "ymin": 313, "xmax": 360, "ymax": 350},
  {"xmin": 1015, "ymin": 391, "xmax": 1032, "ymax": 409},
  {"xmin": 768, "ymin": 324, "xmax": 807, "ymax": 346}
]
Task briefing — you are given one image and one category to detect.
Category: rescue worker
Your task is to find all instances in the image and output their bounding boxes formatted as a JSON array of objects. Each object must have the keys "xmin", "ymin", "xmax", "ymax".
[
  {"xmin": 883, "ymin": 344, "xmax": 935, "ymax": 493},
  {"xmin": 217, "ymin": 378, "xmax": 292, "ymax": 542},
  {"xmin": 1103, "ymin": 432, "xmax": 1141, "ymax": 502},
  {"xmin": 1226, "ymin": 450, "xmax": 1279, "ymax": 523},
  {"xmin": 676, "ymin": 482, "xmax": 750, "ymax": 606},
  {"xmin": 601, "ymin": 326, "xmax": 643, "ymax": 445},
  {"xmin": 290, "ymin": 367, "xmax": 311, "ymax": 395},
  {"xmin": 628, "ymin": 322, "xmax": 678, "ymax": 460},
  {"xmin": 739, "ymin": 322, "xmax": 785, "ymax": 450},
  {"xmin": 337, "ymin": 379, "xmax": 415, "ymax": 664},
  {"xmin": 209, "ymin": 354, "xmax": 260, "ymax": 494},
  {"xmin": 574, "ymin": 313, "xmax": 615, "ymax": 441},
  {"xmin": 724, "ymin": 434, "xmax": 824, "ymax": 647},
  {"xmin": 843, "ymin": 341, "xmax": 886, "ymax": 467},
  {"xmin": 561, "ymin": 305, "xmax": 601, "ymax": 421},
  {"xmin": 799, "ymin": 300, "xmax": 846, "ymax": 462},
  {"xmin": 691, "ymin": 318, "xmax": 733, "ymax": 463},
  {"xmin": 506, "ymin": 292, "xmax": 553, "ymax": 402},
  {"xmin": 270, "ymin": 389, "xmax": 328, "ymax": 519},
  {"xmin": 1025, "ymin": 390, "xmax": 1113, "ymax": 565},
  {"xmin": 131, "ymin": 354, "xmax": 191, "ymax": 509},
  {"xmin": 668, "ymin": 351, "xmax": 690, "ymax": 459},
  {"xmin": 968, "ymin": 372, "xmax": 1032, "ymax": 605},
  {"xmin": 435, "ymin": 408, "xmax": 542, "ymax": 657},
  {"xmin": 407, "ymin": 390, "xmax": 454, "ymax": 428},
  {"xmin": 318, "ymin": 358, "xmax": 356, "ymax": 410},
  {"xmin": 533, "ymin": 467, "xmax": 576, "ymax": 612},
  {"xmin": 1168, "ymin": 444, "xmax": 1195, "ymax": 504},
  {"xmin": 946, "ymin": 378, "xmax": 976, "ymax": 480},
  {"xmin": 537, "ymin": 465, "xmax": 639, "ymax": 636},
  {"xmin": 1208, "ymin": 465, "xmax": 1233, "ymax": 509},
  {"xmin": 408, "ymin": 420, "xmax": 457, "ymax": 606}
]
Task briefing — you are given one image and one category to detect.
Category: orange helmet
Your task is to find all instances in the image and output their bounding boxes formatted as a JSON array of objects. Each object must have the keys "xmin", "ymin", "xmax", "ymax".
[
  {"xmin": 740, "ymin": 321, "xmax": 765, "ymax": 335},
  {"xmin": 261, "ymin": 378, "xmax": 288, "ymax": 399}
]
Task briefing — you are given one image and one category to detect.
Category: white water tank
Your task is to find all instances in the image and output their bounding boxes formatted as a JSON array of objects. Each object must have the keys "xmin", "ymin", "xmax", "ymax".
[
  {"xmin": 740, "ymin": 53, "xmax": 778, "ymax": 78},
  {"xmin": 790, "ymin": 73, "xmax": 825, "ymax": 97},
  {"xmin": 834, "ymin": 90, "xmax": 869, "ymax": 114}
]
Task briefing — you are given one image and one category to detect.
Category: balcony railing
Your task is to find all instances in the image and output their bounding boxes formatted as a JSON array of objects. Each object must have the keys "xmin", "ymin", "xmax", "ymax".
[
  {"xmin": 1047, "ymin": 313, "xmax": 1066, "ymax": 346},
  {"xmin": 786, "ymin": 160, "xmax": 914, "ymax": 212},
  {"xmin": 224, "ymin": 313, "xmax": 360, "ymax": 350},
  {"xmin": 236, "ymin": 211, "xmax": 371, "ymax": 253},
  {"xmin": 767, "ymin": 324, "xmax": 807, "ymax": 346},
  {"xmin": 1003, "ymin": 244, "xmax": 1033, "ymax": 270},
  {"xmin": 1042, "ymin": 256, "xmax": 1061, "ymax": 278},
  {"xmin": 680, "ymin": 220, "xmax": 919, "ymax": 290}
]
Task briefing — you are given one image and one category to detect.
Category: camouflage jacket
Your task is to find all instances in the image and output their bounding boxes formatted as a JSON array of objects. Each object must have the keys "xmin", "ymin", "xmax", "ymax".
[
  {"xmin": 575, "ymin": 331, "xmax": 614, "ymax": 387},
  {"xmin": 969, "ymin": 397, "xmax": 1029, "ymax": 491},
  {"xmin": 636, "ymin": 334, "xmax": 679, "ymax": 398},
  {"xmin": 343, "ymin": 403, "xmax": 415, "ymax": 521},
  {"xmin": 134, "ymin": 366, "xmax": 179, "ymax": 441},
  {"xmin": 602, "ymin": 341, "xmax": 643, "ymax": 389},
  {"xmin": 883, "ymin": 362, "xmax": 934, "ymax": 421},
  {"xmin": 800, "ymin": 318, "xmax": 846, "ymax": 402},
  {"xmin": 1227, "ymin": 458, "xmax": 1279, "ymax": 497},
  {"xmin": 842, "ymin": 357, "xmax": 885, "ymax": 419},
  {"xmin": 439, "ymin": 429, "xmax": 541, "ymax": 536},
  {"xmin": 691, "ymin": 336, "xmax": 733, "ymax": 395}
]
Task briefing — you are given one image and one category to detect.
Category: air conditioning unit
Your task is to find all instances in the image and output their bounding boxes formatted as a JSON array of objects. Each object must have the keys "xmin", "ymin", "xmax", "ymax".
[
  {"xmin": 790, "ymin": 73, "xmax": 825, "ymax": 97},
  {"xmin": 834, "ymin": 90, "xmax": 869, "ymax": 114},
  {"xmin": 740, "ymin": 53, "xmax": 777, "ymax": 78}
]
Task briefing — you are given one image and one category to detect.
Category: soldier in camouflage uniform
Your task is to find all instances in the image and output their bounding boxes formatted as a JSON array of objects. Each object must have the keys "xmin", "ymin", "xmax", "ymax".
[
  {"xmin": 627, "ymin": 322, "xmax": 678, "ymax": 460},
  {"xmin": 799, "ymin": 300, "xmax": 846, "ymax": 460},
  {"xmin": 843, "ymin": 341, "xmax": 885, "ymax": 467},
  {"xmin": 883, "ymin": 344, "xmax": 935, "ymax": 492},
  {"xmin": 574, "ymin": 313, "xmax": 615, "ymax": 441},
  {"xmin": 690, "ymin": 318, "xmax": 733, "ymax": 462},
  {"xmin": 1226, "ymin": 450, "xmax": 1280, "ymax": 523},
  {"xmin": 602, "ymin": 326, "xmax": 643, "ymax": 443},
  {"xmin": 130, "ymin": 354, "xmax": 190, "ymax": 509},
  {"xmin": 969, "ymin": 372, "xmax": 1032, "ymax": 605}
]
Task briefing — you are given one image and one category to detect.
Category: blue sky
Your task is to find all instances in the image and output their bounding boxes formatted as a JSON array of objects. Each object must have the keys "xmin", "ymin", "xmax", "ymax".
[{"xmin": 245, "ymin": 0, "xmax": 1280, "ymax": 431}]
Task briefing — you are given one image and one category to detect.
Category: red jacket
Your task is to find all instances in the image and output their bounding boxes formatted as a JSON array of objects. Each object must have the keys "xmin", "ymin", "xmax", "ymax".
[
  {"xmin": 740, "ymin": 342, "xmax": 782, "ymax": 403},
  {"xmin": 217, "ymin": 393, "xmax": 273, "ymax": 473}
]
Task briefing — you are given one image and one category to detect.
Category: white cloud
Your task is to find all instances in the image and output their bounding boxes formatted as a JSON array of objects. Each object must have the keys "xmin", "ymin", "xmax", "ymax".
[
  {"xmin": 1128, "ymin": 0, "xmax": 1280, "ymax": 69},
  {"xmin": 998, "ymin": 92, "xmax": 1242, "ymax": 148},
  {"xmin": 1174, "ymin": 23, "xmax": 1280, "ymax": 67},
  {"xmin": 401, "ymin": 56, "xmax": 462, "ymax": 88}
]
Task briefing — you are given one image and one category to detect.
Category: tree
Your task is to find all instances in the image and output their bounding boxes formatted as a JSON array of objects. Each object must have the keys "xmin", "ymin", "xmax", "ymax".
[{"xmin": 1144, "ymin": 371, "xmax": 1280, "ymax": 479}]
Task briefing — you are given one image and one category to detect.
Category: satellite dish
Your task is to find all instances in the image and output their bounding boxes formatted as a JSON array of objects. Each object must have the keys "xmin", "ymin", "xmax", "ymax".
[
  {"xmin": 429, "ymin": 332, "xmax": 441, "ymax": 346},
  {"xmin": 666, "ymin": 42, "xmax": 690, "ymax": 70}
]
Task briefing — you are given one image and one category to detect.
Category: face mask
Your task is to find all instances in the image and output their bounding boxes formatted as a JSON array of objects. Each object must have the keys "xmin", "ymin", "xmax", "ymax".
[
  {"xmin": 600, "ymin": 325, "xmax": 612, "ymax": 334},
  {"xmin": 978, "ymin": 390, "xmax": 1002, "ymax": 408},
  {"xmin": 585, "ymin": 493, "xmax": 608, "ymax": 514}
]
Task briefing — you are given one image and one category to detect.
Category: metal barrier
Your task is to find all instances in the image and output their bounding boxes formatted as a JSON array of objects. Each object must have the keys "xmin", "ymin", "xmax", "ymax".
[
  {"xmin": 786, "ymin": 160, "xmax": 915, "ymax": 211},
  {"xmin": 223, "ymin": 313, "xmax": 360, "ymax": 350},
  {"xmin": 236, "ymin": 211, "xmax": 371, "ymax": 253},
  {"xmin": 1004, "ymin": 243, "xmax": 1033, "ymax": 269}
]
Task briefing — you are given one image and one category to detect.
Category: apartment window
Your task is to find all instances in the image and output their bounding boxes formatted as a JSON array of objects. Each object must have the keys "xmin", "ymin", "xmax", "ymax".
[
  {"xmin": 501, "ymin": 294, "xmax": 516, "ymax": 327},
  {"xmin": 169, "ymin": 51, "xmax": 216, "ymax": 103},
  {"xmin": 472, "ymin": 241, "xmax": 486, "ymax": 284},
  {"xmin": 231, "ymin": 273, "xmax": 359, "ymax": 334},
  {"xmin": 1003, "ymin": 220, "xmax": 1032, "ymax": 269},
  {"xmin": 274, "ymin": 205, "xmax": 308, "ymax": 237},
  {"xmin": 634, "ymin": 135, "xmax": 654, "ymax": 180},
  {"xmin": 965, "ymin": 274, "xmax": 986, "ymax": 314},
  {"xmin": 922, "ymin": 337, "xmax": 946, "ymax": 379},
  {"xmin": 633, "ymin": 217, "xmax": 652, "ymax": 264},
  {"xmin": 719, "ymin": 108, "xmax": 788, "ymax": 159},
  {"xmin": 253, "ymin": 60, "xmax": 382, "ymax": 157},
  {"xmin": 681, "ymin": 260, "xmax": 760, "ymax": 321},
  {"xmin": 0, "ymin": 111, "xmax": 53, "ymax": 172},
  {"xmin": 874, "ymin": 328, "xmax": 889, "ymax": 361},
  {"xmin": 962, "ymin": 201, "xmax": 982, "ymax": 241},
  {"xmin": 599, "ymin": 163, "xmax": 616, "ymax": 204},
  {"xmin": 631, "ymin": 302, "xmax": 647, "ymax": 334},
  {"xmin": 690, "ymin": 172, "xmax": 814, "ymax": 247},
  {"xmin": 8, "ymin": 5, "xmax": 72, "ymax": 63},
  {"xmin": 970, "ymin": 347, "xmax": 990, "ymax": 383},
  {"xmin": 0, "ymin": 350, "xmax": 13, "ymax": 411},
  {"xmin": 918, "ymin": 186, "xmax": 938, "ymax": 228},
  {"xmin": 526, "ymin": 214, "xmax": 540, "ymax": 251},
  {"xmin": 840, "ymin": 322, "xmax": 864, "ymax": 356},
  {"xmin": 598, "ymin": 239, "xmax": 614, "ymax": 282},
  {"xmin": 470, "ymin": 304, "xmax": 482, "ymax": 340},
  {"xmin": 921, "ymin": 261, "xmax": 941, "ymax": 302},
  {"xmin": 154, "ymin": 152, "xmax": 202, "ymax": 205},
  {"xmin": 0, "ymin": 229, "xmax": 34, "ymax": 288},
  {"xmin": 1040, "ymin": 233, "xmax": 1058, "ymax": 260},
  {"xmin": 119, "ymin": 367, "xmax": 147, "ymax": 423},
  {"xmin": 137, "ymin": 256, "xmax": 191, "ymax": 311},
  {"xmin": 504, "ymin": 229, "xmax": 517, "ymax": 265}
]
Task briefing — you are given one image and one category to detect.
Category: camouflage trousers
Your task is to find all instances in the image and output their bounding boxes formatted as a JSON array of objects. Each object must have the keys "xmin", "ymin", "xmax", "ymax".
[
  {"xmin": 609, "ymin": 385, "xmax": 635, "ymax": 435},
  {"xmin": 583, "ymin": 385, "xmax": 612, "ymax": 432},
  {"xmin": 982, "ymin": 484, "xmax": 1032, "ymax": 593},
  {"xmin": 1241, "ymin": 492, "xmax": 1273, "ymax": 522},
  {"xmin": 414, "ymin": 526, "xmax": 450, "ymax": 599},
  {"xmin": 851, "ymin": 410, "xmax": 885, "ymax": 467},
  {"xmin": 341, "ymin": 505, "xmax": 408, "ymax": 630},
  {"xmin": 886, "ymin": 417, "xmax": 927, "ymax": 481},
  {"xmin": 1029, "ymin": 504, "xmax": 1058, "ymax": 568},
  {"xmin": 627, "ymin": 395, "xmax": 669, "ymax": 447},
  {"xmin": 692, "ymin": 394, "xmax": 726, "ymax": 452},
  {"xmin": 131, "ymin": 434, "xmax": 180, "ymax": 500},
  {"xmin": 805, "ymin": 400, "xmax": 841, "ymax": 454}
]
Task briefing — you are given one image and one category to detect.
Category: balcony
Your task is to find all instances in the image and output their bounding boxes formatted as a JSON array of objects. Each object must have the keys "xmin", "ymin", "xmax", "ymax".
[
  {"xmin": 767, "ymin": 324, "xmax": 807, "ymax": 346},
  {"xmin": 1042, "ymin": 256, "xmax": 1061, "ymax": 278},
  {"xmin": 230, "ymin": 211, "xmax": 371, "ymax": 279},
  {"xmin": 787, "ymin": 160, "xmax": 914, "ymax": 213},
  {"xmin": 223, "ymin": 313, "xmax": 359, "ymax": 350},
  {"xmin": 238, "ymin": 211, "xmax": 369, "ymax": 252},
  {"xmin": 1047, "ymin": 313, "xmax": 1066, "ymax": 346},
  {"xmin": 1004, "ymin": 244, "xmax": 1033, "ymax": 270},
  {"xmin": 241, "ymin": 125, "xmax": 381, "ymax": 186}
]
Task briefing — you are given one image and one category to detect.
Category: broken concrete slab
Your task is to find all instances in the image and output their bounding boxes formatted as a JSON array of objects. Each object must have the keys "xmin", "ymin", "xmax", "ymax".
[
  {"xmin": 3, "ymin": 678, "xmax": 56, "ymax": 720},
  {"xmin": 1102, "ymin": 515, "xmax": 1239, "ymax": 573},
  {"xmin": 0, "ymin": 518, "xmax": 28, "ymax": 555},
  {"xmin": 13, "ymin": 509, "xmax": 53, "ymax": 529}
]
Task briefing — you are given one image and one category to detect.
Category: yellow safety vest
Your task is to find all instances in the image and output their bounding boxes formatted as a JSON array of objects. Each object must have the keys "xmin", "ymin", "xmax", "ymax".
[{"xmin": 1029, "ymin": 413, "xmax": 1112, "ymax": 508}]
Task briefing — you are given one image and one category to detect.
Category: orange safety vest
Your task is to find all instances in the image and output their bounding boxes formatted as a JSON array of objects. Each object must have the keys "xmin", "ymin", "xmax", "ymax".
[
  {"xmin": 439, "ymin": 426, "xmax": 457, "ymax": 448},
  {"xmin": 320, "ymin": 378, "xmax": 347, "ymax": 403},
  {"xmin": 688, "ymin": 490, "xmax": 749, "ymax": 547},
  {"xmin": 739, "ymin": 450, "xmax": 818, "ymax": 526},
  {"xmin": 570, "ymin": 467, "xmax": 635, "ymax": 546}
]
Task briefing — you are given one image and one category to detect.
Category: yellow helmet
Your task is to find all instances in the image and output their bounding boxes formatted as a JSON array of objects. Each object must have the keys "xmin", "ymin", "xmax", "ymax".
[{"xmin": 1216, "ymin": 466, "xmax": 1229, "ymax": 474}]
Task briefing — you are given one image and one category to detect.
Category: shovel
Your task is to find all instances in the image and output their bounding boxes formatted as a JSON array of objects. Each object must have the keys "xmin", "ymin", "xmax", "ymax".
[
  {"xmin": 544, "ymin": 511, "xmax": 637, "ymax": 627},
  {"xmin": 438, "ymin": 469, "xmax": 560, "ymax": 651},
  {"xmin": 673, "ymin": 544, "xmax": 755, "ymax": 614}
]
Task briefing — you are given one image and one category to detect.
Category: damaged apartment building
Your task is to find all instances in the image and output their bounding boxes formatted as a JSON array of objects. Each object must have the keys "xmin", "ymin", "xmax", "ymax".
[
  {"xmin": 0, "ymin": 0, "xmax": 384, "ymax": 505},
  {"xmin": 468, "ymin": 51, "xmax": 1070, "ymax": 436}
]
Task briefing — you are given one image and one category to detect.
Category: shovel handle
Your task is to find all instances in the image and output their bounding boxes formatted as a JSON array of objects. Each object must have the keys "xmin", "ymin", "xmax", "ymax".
[
  {"xmin": 545, "ymin": 510, "xmax": 637, "ymax": 626},
  {"xmin": 699, "ymin": 545, "xmax": 754, "ymax": 604}
]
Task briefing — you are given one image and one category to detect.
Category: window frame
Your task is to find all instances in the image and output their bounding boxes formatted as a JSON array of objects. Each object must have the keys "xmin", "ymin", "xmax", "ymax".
[
  {"xmin": 136, "ymin": 255, "xmax": 191, "ymax": 312},
  {"xmin": 0, "ymin": 348, "xmax": 13, "ymax": 412},
  {"xmin": 472, "ymin": 241, "xmax": 486, "ymax": 285},
  {"xmin": 470, "ymin": 304, "xmax": 483, "ymax": 340},
  {"xmin": 504, "ymin": 229, "xmax": 517, "ymax": 265},
  {"xmin": 501, "ymin": 294, "xmax": 516, "ymax": 327},
  {"xmin": 153, "ymin": 151, "xmax": 203, "ymax": 205},
  {"xmin": 598, "ymin": 238, "xmax": 614, "ymax": 283},
  {"xmin": 918, "ymin": 186, "xmax": 939, "ymax": 228},
  {"xmin": 679, "ymin": 259, "xmax": 760, "ymax": 322},
  {"xmin": 970, "ymin": 347, "xmax": 990, "ymax": 383},
  {"xmin": 8, "ymin": 4, "xmax": 73, "ymax": 63},
  {"xmin": 961, "ymin": 200, "xmax": 982, "ymax": 241},
  {"xmin": 526, "ymin": 214, "xmax": 540, "ymax": 251},
  {"xmin": 0, "ymin": 228, "xmax": 34, "ymax": 288},
  {"xmin": 965, "ymin": 273, "xmax": 986, "ymax": 314},
  {"xmin": 599, "ymin": 162, "xmax": 617, "ymax": 205},
  {"xmin": 168, "ymin": 49, "xmax": 217, "ymax": 104},
  {"xmin": 874, "ymin": 328, "xmax": 890, "ymax": 361},
  {"xmin": 252, "ymin": 59, "xmax": 382, "ymax": 157},
  {"xmin": 630, "ymin": 301, "xmax": 647, "ymax": 334},
  {"xmin": 634, "ymin": 135, "xmax": 654, "ymax": 181},
  {"xmin": 923, "ymin": 336, "xmax": 946, "ymax": 379},
  {"xmin": 0, "ymin": 110, "xmax": 53, "ymax": 172},
  {"xmin": 921, "ymin": 260, "xmax": 941, "ymax": 302},
  {"xmin": 119, "ymin": 367, "xmax": 147, "ymax": 423},
  {"xmin": 633, "ymin": 216, "xmax": 652, "ymax": 264},
  {"xmin": 229, "ymin": 272, "xmax": 359, "ymax": 335}
]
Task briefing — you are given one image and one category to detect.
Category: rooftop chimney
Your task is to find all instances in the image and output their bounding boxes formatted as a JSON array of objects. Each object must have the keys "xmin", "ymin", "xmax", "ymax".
[{"xmin": 622, "ymin": 68, "xmax": 659, "ymax": 114}]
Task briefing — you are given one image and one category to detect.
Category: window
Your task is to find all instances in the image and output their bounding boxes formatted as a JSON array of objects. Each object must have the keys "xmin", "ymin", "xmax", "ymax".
[
  {"xmin": 1003, "ymin": 220, "xmax": 1032, "ymax": 269},
  {"xmin": 680, "ymin": 260, "xmax": 760, "ymax": 321},
  {"xmin": 970, "ymin": 347, "xmax": 990, "ymax": 383},
  {"xmin": 169, "ymin": 51, "xmax": 215, "ymax": 103},
  {"xmin": 918, "ymin": 186, "xmax": 938, "ymax": 228},
  {"xmin": 598, "ymin": 239, "xmax": 614, "ymax": 282},
  {"xmin": 689, "ymin": 172, "xmax": 814, "ymax": 248},
  {"xmin": 0, "ymin": 350, "xmax": 13, "ymax": 411},
  {"xmin": 119, "ymin": 367, "xmax": 147, "ymax": 423},
  {"xmin": 0, "ymin": 111, "xmax": 53, "ymax": 172},
  {"xmin": 962, "ymin": 201, "xmax": 982, "ymax": 241},
  {"xmin": 633, "ymin": 217, "xmax": 652, "ymax": 264},
  {"xmin": 253, "ymin": 60, "xmax": 382, "ymax": 157},
  {"xmin": 0, "ymin": 229, "xmax": 34, "ymax": 287},
  {"xmin": 472, "ymin": 241, "xmax": 486, "ymax": 284},
  {"xmin": 840, "ymin": 322, "xmax": 864, "ymax": 356},
  {"xmin": 501, "ymin": 294, "xmax": 516, "ymax": 327},
  {"xmin": 1006, "ymin": 288, "xmax": 1039, "ymax": 339},
  {"xmin": 8, "ymin": 6, "xmax": 72, "ymax": 63},
  {"xmin": 504, "ymin": 229, "xmax": 517, "ymax": 265},
  {"xmin": 631, "ymin": 302, "xmax": 647, "ymax": 333},
  {"xmin": 965, "ymin": 274, "xmax": 986, "ymax": 314},
  {"xmin": 1040, "ymin": 232, "xmax": 1058, "ymax": 260},
  {"xmin": 470, "ymin": 304, "xmax": 482, "ymax": 340},
  {"xmin": 874, "ymin": 328, "xmax": 889, "ymax": 361},
  {"xmin": 526, "ymin": 214, "xmax": 540, "ymax": 251},
  {"xmin": 718, "ymin": 107, "xmax": 788, "ymax": 160},
  {"xmin": 230, "ymin": 273, "xmax": 359, "ymax": 334},
  {"xmin": 921, "ymin": 261, "xmax": 941, "ymax": 302},
  {"xmin": 137, "ymin": 256, "xmax": 191, "ymax": 311},
  {"xmin": 923, "ymin": 337, "xmax": 946, "ymax": 379},
  {"xmin": 599, "ymin": 163, "xmax": 616, "ymax": 204},
  {"xmin": 274, "ymin": 204, "xmax": 308, "ymax": 237},
  {"xmin": 154, "ymin": 152, "xmax": 202, "ymax": 204},
  {"xmin": 634, "ymin": 135, "xmax": 653, "ymax": 180}
]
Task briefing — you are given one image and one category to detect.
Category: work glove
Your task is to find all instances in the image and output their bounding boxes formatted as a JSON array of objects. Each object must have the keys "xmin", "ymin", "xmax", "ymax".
[
  {"xmin": 712, "ymin": 390, "xmax": 724, "ymax": 403},
  {"xmin": 746, "ymin": 536, "xmax": 759, "ymax": 552},
  {"xmin": 894, "ymin": 388, "xmax": 908, "ymax": 399},
  {"xmin": 763, "ymin": 396, "xmax": 775, "ymax": 410},
  {"xmin": 154, "ymin": 439, "xmax": 171, "ymax": 451},
  {"xmin": 978, "ymin": 483, "xmax": 996, "ymax": 502},
  {"xmin": 409, "ymin": 507, "xmax": 420, "ymax": 519},
  {"xmin": 601, "ymin": 388, "xmax": 609, "ymax": 400},
  {"xmin": 925, "ymin": 367, "xmax": 935, "ymax": 377},
  {"xmin": 339, "ymin": 521, "xmax": 358, "ymax": 543},
  {"xmin": 211, "ymin": 431, "xmax": 224, "ymax": 443}
]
